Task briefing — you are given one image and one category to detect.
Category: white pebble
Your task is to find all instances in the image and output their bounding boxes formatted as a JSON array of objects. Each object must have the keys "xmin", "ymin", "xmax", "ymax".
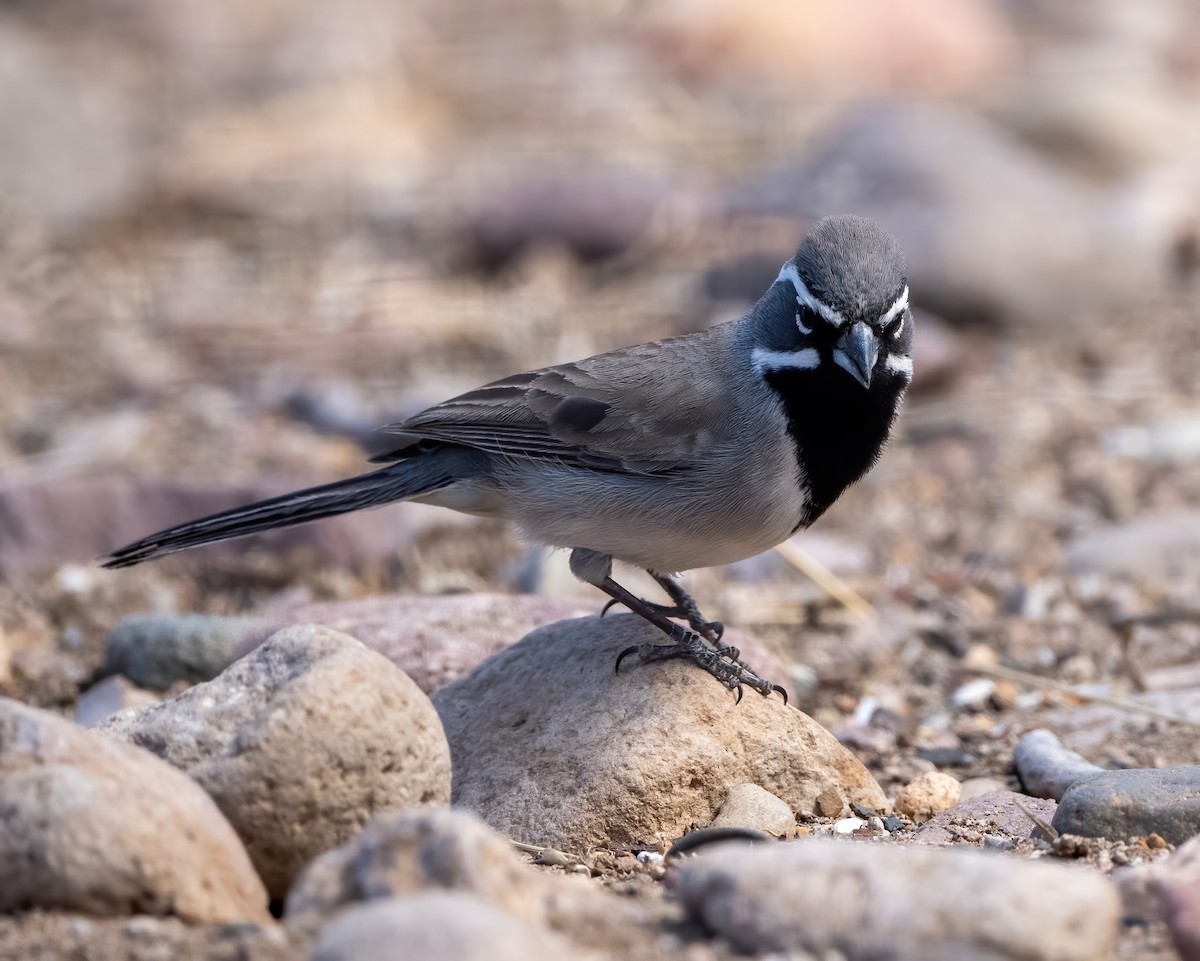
[{"xmin": 951, "ymin": 678, "xmax": 995, "ymax": 709}]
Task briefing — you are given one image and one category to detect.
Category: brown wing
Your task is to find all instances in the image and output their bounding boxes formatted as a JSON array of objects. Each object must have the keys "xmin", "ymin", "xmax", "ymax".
[{"xmin": 372, "ymin": 334, "xmax": 731, "ymax": 475}]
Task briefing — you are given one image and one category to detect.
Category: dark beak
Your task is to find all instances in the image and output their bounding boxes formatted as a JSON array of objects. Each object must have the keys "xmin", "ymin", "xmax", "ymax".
[{"xmin": 833, "ymin": 322, "xmax": 879, "ymax": 389}]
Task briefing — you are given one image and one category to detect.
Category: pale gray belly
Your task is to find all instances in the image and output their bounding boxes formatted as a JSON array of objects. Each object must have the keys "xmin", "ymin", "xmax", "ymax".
[{"xmin": 479, "ymin": 462, "xmax": 804, "ymax": 572}]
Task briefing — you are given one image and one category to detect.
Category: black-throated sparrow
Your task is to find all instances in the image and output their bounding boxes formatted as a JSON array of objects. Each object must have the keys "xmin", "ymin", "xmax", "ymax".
[{"xmin": 102, "ymin": 214, "xmax": 913, "ymax": 700}]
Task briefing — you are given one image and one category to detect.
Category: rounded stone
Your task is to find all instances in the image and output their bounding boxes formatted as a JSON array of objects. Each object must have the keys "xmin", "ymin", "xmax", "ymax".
[
  {"xmin": 100, "ymin": 625, "xmax": 452, "ymax": 899},
  {"xmin": 431, "ymin": 614, "xmax": 887, "ymax": 851},
  {"xmin": 0, "ymin": 698, "xmax": 267, "ymax": 922},
  {"xmin": 895, "ymin": 771, "xmax": 963, "ymax": 823}
]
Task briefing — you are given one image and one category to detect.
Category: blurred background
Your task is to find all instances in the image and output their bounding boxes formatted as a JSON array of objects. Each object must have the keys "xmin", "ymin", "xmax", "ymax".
[{"xmin": 1, "ymin": 0, "xmax": 1199, "ymax": 770}]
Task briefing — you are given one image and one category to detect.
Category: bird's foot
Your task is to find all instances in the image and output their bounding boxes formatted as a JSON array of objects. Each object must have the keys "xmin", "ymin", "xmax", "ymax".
[{"xmin": 615, "ymin": 626, "xmax": 786, "ymax": 704}]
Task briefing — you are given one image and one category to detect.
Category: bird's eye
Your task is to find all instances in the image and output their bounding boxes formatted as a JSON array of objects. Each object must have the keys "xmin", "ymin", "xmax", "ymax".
[{"xmin": 795, "ymin": 307, "xmax": 816, "ymax": 336}]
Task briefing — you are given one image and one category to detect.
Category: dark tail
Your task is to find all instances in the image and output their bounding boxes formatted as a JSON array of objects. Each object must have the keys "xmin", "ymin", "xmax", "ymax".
[{"xmin": 100, "ymin": 462, "xmax": 449, "ymax": 569}]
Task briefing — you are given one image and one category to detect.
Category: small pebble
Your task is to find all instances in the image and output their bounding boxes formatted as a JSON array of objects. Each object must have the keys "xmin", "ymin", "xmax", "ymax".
[
  {"xmin": 895, "ymin": 772, "xmax": 962, "ymax": 824},
  {"xmin": 951, "ymin": 678, "xmax": 996, "ymax": 710},
  {"xmin": 983, "ymin": 835, "xmax": 1015, "ymax": 852},
  {"xmin": 636, "ymin": 851, "xmax": 664, "ymax": 865},
  {"xmin": 882, "ymin": 817, "xmax": 905, "ymax": 833},
  {"xmin": 815, "ymin": 788, "xmax": 846, "ymax": 818},
  {"xmin": 834, "ymin": 817, "xmax": 866, "ymax": 835},
  {"xmin": 710, "ymin": 783, "xmax": 795, "ymax": 836}
]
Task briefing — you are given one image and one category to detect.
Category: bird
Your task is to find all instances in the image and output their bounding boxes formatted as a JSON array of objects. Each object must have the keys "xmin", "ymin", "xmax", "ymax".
[{"xmin": 101, "ymin": 214, "xmax": 913, "ymax": 701}]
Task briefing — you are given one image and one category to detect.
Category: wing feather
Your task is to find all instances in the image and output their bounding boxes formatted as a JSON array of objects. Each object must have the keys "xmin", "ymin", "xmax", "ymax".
[{"xmin": 373, "ymin": 331, "xmax": 732, "ymax": 475}]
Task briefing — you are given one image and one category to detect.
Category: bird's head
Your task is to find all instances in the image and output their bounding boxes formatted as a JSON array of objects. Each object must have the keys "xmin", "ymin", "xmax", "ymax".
[{"xmin": 753, "ymin": 214, "xmax": 912, "ymax": 391}]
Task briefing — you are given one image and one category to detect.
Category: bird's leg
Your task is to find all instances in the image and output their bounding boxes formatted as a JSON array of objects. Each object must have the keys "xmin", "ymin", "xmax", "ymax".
[
  {"xmin": 569, "ymin": 548, "xmax": 785, "ymax": 702},
  {"xmin": 598, "ymin": 572, "xmax": 728, "ymax": 649},
  {"xmin": 648, "ymin": 572, "xmax": 731, "ymax": 653}
]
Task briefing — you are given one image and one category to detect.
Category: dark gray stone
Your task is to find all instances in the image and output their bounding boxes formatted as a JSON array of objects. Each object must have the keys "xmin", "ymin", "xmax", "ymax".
[
  {"xmin": 1014, "ymin": 729, "xmax": 1104, "ymax": 801},
  {"xmin": 1052, "ymin": 768, "xmax": 1200, "ymax": 845},
  {"xmin": 104, "ymin": 614, "xmax": 265, "ymax": 691}
]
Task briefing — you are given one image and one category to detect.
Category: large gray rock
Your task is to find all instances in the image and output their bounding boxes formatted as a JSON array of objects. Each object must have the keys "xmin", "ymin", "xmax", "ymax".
[
  {"xmin": 675, "ymin": 839, "xmax": 1120, "ymax": 960},
  {"xmin": 431, "ymin": 614, "xmax": 887, "ymax": 851},
  {"xmin": 100, "ymin": 625, "xmax": 451, "ymax": 899},
  {"xmin": 311, "ymin": 894, "xmax": 581, "ymax": 961},
  {"xmin": 1052, "ymin": 767, "xmax": 1200, "ymax": 845},
  {"xmin": 0, "ymin": 698, "xmax": 267, "ymax": 922}
]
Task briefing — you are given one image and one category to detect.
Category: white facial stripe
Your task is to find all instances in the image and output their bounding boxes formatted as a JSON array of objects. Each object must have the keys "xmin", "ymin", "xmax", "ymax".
[
  {"xmin": 752, "ymin": 347, "xmax": 821, "ymax": 375},
  {"xmin": 879, "ymin": 286, "xmax": 909, "ymax": 327},
  {"xmin": 776, "ymin": 263, "xmax": 846, "ymax": 328},
  {"xmin": 885, "ymin": 354, "xmax": 913, "ymax": 377}
]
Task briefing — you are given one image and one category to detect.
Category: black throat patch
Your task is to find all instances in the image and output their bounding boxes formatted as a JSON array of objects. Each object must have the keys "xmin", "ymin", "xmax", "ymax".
[{"xmin": 764, "ymin": 366, "xmax": 905, "ymax": 525}]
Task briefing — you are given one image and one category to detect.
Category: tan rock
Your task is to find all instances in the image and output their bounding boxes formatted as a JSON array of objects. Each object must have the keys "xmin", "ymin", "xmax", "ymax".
[
  {"xmin": 432, "ymin": 614, "xmax": 886, "ymax": 850},
  {"xmin": 0, "ymin": 698, "xmax": 267, "ymax": 922},
  {"xmin": 895, "ymin": 771, "xmax": 962, "ymax": 823},
  {"xmin": 100, "ymin": 625, "xmax": 451, "ymax": 900},
  {"xmin": 709, "ymin": 784, "xmax": 795, "ymax": 836}
]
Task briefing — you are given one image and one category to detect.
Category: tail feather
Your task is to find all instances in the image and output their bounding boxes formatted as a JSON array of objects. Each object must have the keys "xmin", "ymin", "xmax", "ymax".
[{"xmin": 100, "ymin": 464, "xmax": 448, "ymax": 569}]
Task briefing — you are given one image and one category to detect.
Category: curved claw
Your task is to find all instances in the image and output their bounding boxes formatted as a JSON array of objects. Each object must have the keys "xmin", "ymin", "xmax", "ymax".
[
  {"xmin": 772, "ymin": 684, "xmax": 788, "ymax": 705},
  {"xmin": 733, "ymin": 683, "xmax": 744, "ymax": 705},
  {"xmin": 599, "ymin": 598, "xmax": 622, "ymax": 618},
  {"xmin": 614, "ymin": 644, "xmax": 640, "ymax": 675}
]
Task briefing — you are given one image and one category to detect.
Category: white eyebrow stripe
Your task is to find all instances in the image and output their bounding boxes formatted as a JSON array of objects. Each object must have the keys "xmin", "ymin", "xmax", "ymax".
[
  {"xmin": 885, "ymin": 354, "xmax": 913, "ymax": 377},
  {"xmin": 776, "ymin": 263, "xmax": 846, "ymax": 328},
  {"xmin": 752, "ymin": 347, "xmax": 821, "ymax": 375},
  {"xmin": 879, "ymin": 286, "xmax": 909, "ymax": 327}
]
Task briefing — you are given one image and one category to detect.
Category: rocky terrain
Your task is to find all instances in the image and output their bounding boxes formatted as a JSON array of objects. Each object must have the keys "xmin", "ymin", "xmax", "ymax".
[{"xmin": 2, "ymin": 0, "xmax": 1200, "ymax": 959}]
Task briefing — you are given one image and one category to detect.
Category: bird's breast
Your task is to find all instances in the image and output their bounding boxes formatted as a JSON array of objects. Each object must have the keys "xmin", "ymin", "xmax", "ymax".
[{"xmin": 762, "ymin": 364, "xmax": 905, "ymax": 523}]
